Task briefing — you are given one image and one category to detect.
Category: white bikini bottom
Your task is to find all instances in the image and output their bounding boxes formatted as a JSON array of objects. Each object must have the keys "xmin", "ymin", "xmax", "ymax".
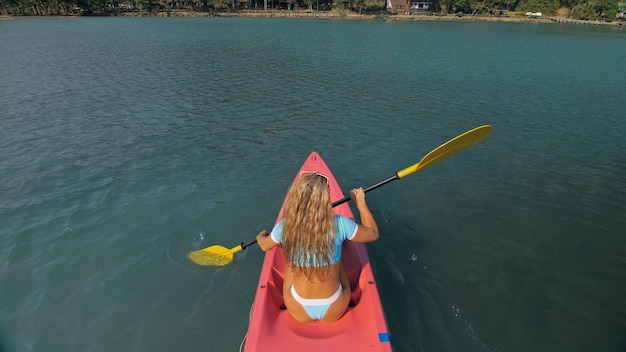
[{"xmin": 290, "ymin": 284, "xmax": 343, "ymax": 320}]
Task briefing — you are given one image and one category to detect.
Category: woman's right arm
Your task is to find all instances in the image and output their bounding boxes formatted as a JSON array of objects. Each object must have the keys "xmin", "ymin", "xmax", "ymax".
[{"xmin": 350, "ymin": 188, "xmax": 379, "ymax": 243}]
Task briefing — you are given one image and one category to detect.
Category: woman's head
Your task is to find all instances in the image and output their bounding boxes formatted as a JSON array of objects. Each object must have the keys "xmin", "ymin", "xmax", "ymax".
[{"xmin": 281, "ymin": 173, "xmax": 336, "ymax": 281}]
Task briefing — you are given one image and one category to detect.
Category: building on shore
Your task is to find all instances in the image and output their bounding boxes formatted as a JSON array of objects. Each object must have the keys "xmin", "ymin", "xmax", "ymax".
[{"xmin": 386, "ymin": 0, "xmax": 432, "ymax": 13}]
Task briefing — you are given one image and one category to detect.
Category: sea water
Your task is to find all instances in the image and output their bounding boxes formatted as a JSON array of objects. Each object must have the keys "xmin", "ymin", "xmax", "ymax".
[{"xmin": 1, "ymin": 17, "xmax": 625, "ymax": 352}]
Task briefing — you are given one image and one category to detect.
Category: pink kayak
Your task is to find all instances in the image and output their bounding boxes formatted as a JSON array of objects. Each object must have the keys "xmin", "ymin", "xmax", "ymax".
[{"xmin": 243, "ymin": 152, "xmax": 392, "ymax": 351}]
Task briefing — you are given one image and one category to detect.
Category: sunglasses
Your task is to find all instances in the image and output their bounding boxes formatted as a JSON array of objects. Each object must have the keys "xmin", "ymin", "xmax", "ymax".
[{"xmin": 302, "ymin": 171, "xmax": 329, "ymax": 184}]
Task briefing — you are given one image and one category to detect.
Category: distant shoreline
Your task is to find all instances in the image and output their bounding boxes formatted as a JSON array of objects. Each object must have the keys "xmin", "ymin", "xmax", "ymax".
[{"xmin": 1, "ymin": 11, "xmax": 624, "ymax": 26}]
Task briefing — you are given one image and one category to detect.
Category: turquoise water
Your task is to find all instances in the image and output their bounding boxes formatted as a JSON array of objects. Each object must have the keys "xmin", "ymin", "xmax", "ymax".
[{"xmin": 1, "ymin": 17, "xmax": 625, "ymax": 352}]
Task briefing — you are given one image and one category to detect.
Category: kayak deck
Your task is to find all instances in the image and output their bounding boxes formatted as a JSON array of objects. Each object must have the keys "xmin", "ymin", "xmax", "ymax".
[{"xmin": 244, "ymin": 152, "xmax": 392, "ymax": 351}]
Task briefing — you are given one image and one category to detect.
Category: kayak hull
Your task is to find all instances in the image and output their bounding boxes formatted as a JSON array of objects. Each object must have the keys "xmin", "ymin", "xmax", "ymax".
[{"xmin": 244, "ymin": 152, "xmax": 392, "ymax": 352}]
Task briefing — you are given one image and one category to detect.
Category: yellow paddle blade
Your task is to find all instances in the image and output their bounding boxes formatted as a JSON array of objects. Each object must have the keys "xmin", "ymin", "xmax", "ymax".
[
  {"xmin": 188, "ymin": 245, "xmax": 242, "ymax": 266},
  {"xmin": 397, "ymin": 125, "xmax": 493, "ymax": 179}
]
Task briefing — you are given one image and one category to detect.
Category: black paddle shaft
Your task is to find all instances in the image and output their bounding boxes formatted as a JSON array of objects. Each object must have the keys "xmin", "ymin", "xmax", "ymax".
[
  {"xmin": 331, "ymin": 174, "xmax": 399, "ymax": 207},
  {"xmin": 240, "ymin": 173, "xmax": 400, "ymax": 251}
]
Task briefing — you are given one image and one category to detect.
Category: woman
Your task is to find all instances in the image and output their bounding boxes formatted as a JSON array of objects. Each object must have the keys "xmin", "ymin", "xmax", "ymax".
[{"xmin": 256, "ymin": 173, "xmax": 379, "ymax": 323}]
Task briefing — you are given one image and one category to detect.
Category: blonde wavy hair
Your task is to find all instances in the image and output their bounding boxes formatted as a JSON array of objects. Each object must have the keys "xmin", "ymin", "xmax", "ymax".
[{"xmin": 281, "ymin": 173, "xmax": 336, "ymax": 282}]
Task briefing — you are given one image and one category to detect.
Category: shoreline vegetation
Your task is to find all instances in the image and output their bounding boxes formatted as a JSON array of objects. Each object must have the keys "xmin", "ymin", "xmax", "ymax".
[
  {"xmin": 2, "ymin": 11, "xmax": 626, "ymax": 26},
  {"xmin": 2, "ymin": 0, "xmax": 625, "ymax": 25},
  {"xmin": 1, "ymin": 11, "xmax": 624, "ymax": 26},
  {"xmin": 128, "ymin": 10, "xmax": 625, "ymax": 25}
]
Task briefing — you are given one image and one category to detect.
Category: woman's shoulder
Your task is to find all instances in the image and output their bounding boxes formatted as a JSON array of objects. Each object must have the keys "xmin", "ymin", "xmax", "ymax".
[
  {"xmin": 334, "ymin": 214, "xmax": 355, "ymax": 223},
  {"xmin": 334, "ymin": 214, "xmax": 357, "ymax": 240}
]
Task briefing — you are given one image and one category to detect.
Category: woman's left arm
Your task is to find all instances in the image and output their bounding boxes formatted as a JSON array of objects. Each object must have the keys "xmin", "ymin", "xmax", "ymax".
[{"xmin": 256, "ymin": 230, "xmax": 278, "ymax": 252}]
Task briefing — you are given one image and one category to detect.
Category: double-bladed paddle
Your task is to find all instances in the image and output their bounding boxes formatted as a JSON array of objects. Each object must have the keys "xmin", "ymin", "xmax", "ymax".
[{"xmin": 188, "ymin": 124, "xmax": 493, "ymax": 266}]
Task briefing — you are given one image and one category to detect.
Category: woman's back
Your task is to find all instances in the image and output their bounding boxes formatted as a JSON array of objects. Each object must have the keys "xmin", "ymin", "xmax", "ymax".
[{"xmin": 256, "ymin": 173, "xmax": 379, "ymax": 322}]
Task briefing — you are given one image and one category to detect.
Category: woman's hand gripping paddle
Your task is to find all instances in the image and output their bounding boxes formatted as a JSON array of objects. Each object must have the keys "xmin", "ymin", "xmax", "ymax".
[{"xmin": 188, "ymin": 124, "xmax": 492, "ymax": 266}]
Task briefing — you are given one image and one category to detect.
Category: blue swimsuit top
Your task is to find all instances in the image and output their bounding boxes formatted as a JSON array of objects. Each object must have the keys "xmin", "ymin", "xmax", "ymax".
[{"xmin": 270, "ymin": 215, "xmax": 358, "ymax": 267}]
